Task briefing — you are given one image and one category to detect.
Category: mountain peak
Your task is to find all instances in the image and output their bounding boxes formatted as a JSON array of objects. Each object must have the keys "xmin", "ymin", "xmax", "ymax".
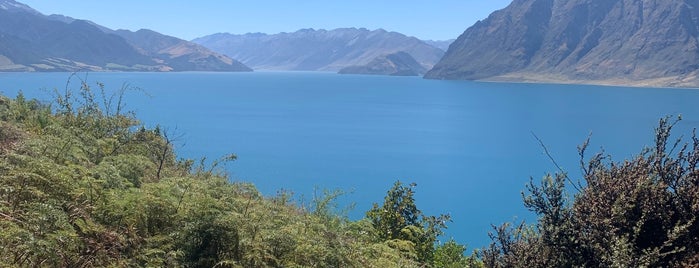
[
  {"xmin": 297, "ymin": 28, "xmax": 317, "ymax": 33},
  {"xmin": 0, "ymin": 0, "xmax": 41, "ymax": 15}
]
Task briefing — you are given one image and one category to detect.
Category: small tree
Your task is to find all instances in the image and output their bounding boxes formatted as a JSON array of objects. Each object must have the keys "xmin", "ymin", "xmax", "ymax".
[
  {"xmin": 434, "ymin": 239, "xmax": 481, "ymax": 268},
  {"xmin": 367, "ymin": 181, "xmax": 451, "ymax": 264}
]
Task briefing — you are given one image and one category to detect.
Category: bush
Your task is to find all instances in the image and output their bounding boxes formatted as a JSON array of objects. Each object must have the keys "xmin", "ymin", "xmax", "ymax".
[{"xmin": 483, "ymin": 116, "xmax": 699, "ymax": 267}]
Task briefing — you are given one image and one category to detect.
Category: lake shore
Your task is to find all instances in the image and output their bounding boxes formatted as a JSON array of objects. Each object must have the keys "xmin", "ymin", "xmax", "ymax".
[{"xmin": 481, "ymin": 72, "xmax": 699, "ymax": 89}]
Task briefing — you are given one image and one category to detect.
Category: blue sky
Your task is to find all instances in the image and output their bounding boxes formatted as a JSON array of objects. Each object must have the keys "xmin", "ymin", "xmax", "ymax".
[{"xmin": 19, "ymin": 0, "xmax": 512, "ymax": 41}]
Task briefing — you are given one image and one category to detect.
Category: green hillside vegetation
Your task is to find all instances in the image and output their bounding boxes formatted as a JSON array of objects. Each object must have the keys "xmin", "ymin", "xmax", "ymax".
[
  {"xmin": 1, "ymin": 81, "xmax": 698, "ymax": 267},
  {"xmin": 0, "ymin": 82, "xmax": 475, "ymax": 267}
]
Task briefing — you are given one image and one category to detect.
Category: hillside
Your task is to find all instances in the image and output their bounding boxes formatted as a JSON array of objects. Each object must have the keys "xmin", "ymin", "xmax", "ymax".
[
  {"xmin": 192, "ymin": 28, "xmax": 444, "ymax": 71},
  {"xmin": 114, "ymin": 29, "xmax": 251, "ymax": 72},
  {"xmin": 0, "ymin": 83, "xmax": 471, "ymax": 267},
  {"xmin": 0, "ymin": 0, "xmax": 250, "ymax": 72},
  {"xmin": 426, "ymin": 0, "xmax": 699, "ymax": 87},
  {"xmin": 339, "ymin": 51, "xmax": 427, "ymax": 76}
]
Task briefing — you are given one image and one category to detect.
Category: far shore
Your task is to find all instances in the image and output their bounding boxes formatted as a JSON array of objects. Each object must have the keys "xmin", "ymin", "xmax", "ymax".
[{"xmin": 478, "ymin": 72, "xmax": 699, "ymax": 89}]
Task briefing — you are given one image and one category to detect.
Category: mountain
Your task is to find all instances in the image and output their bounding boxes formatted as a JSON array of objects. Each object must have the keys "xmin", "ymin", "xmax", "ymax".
[
  {"xmin": 422, "ymin": 39, "xmax": 455, "ymax": 52},
  {"xmin": 0, "ymin": 0, "xmax": 250, "ymax": 72},
  {"xmin": 193, "ymin": 28, "xmax": 444, "ymax": 71},
  {"xmin": 426, "ymin": 0, "xmax": 699, "ymax": 87},
  {"xmin": 338, "ymin": 51, "xmax": 427, "ymax": 76},
  {"xmin": 0, "ymin": 0, "xmax": 39, "ymax": 15},
  {"xmin": 114, "ymin": 29, "xmax": 251, "ymax": 72}
]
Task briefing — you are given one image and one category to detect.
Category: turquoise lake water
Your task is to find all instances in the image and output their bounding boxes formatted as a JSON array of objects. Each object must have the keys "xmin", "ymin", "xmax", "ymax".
[{"xmin": 2, "ymin": 71, "xmax": 699, "ymax": 248}]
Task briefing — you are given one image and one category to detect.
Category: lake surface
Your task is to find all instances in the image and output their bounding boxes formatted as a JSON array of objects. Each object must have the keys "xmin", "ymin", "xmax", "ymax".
[{"xmin": 2, "ymin": 71, "xmax": 699, "ymax": 248}]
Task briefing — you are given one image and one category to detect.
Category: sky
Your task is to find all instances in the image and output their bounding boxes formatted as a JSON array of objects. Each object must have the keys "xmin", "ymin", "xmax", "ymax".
[{"xmin": 18, "ymin": 0, "xmax": 512, "ymax": 41}]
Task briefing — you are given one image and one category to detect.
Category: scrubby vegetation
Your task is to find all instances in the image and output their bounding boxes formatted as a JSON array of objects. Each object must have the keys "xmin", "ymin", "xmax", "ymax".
[
  {"xmin": 2, "ymin": 80, "xmax": 698, "ymax": 267},
  {"xmin": 0, "ymin": 82, "xmax": 473, "ymax": 267},
  {"xmin": 482, "ymin": 117, "xmax": 699, "ymax": 267}
]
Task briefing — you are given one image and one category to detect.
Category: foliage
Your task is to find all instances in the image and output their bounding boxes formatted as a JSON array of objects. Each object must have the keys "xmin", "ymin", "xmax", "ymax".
[
  {"xmin": 482, "ymin": 116, "xmax": 699, "ymax": 267},
  {"xmin": 433, "ymin": 239, "xmax": 482, "ymax": 268},
  {"xmin": 367, "ymin": 181, "xmax": 452, "ymax": 265},
  {"xmin": 8, "ymin": 79, "xmax": 695, "ymax": 267},
  {"xmin": 0, "ymin": 83, "xmax": 427, "ymax": 267}
]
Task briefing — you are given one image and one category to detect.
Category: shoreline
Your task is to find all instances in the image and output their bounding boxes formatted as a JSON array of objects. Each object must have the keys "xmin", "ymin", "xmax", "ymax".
[{"xmin": 478, "ymin": 72, "xmax": 699, "ymax": 89}]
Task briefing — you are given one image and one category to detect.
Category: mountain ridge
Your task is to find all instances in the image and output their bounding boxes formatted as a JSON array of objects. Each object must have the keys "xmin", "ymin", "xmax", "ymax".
[
  {"xmin": 426, "ymin": 0, "xmax": 699, "ymax": 88},
  {"xmin": 0, "ymin": 0, "xmax": 39, "ymax": 15},
  {"xmin": 0, "ymin": 0, "xmax": 251, "ymax": 72},
  {"xmin": 114, "ymin": 29, "xmax": 251, "ymax": 72},
  {"xmin": 423, "ymin": 39, "xmax": 455, "ymax": 52},
  {"xmin": 193, "ymin": 28, "xmax": 445, "ymax": 72}
]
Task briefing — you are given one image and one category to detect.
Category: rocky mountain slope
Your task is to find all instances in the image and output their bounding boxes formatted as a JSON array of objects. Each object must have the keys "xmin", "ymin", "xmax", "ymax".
[
  {"xmin": 193, "ymin": 28, "xmax": 444, "ymax": 71},
  {"xmin": 339, "ymin": 51, "xmax": 427, "ymax": 76},
  {"xmin": 0, "ymin": 0, "xmax": 251, "ymax": 72},
  {"xmin": 426, "ymin": 0, "xmax": 699, "ymax": 87}
]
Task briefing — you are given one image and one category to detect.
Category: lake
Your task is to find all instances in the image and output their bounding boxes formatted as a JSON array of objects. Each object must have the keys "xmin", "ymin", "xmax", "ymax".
[{"xmin": 2, "ymin": 71, "xmax": 699, "ymax": 249}]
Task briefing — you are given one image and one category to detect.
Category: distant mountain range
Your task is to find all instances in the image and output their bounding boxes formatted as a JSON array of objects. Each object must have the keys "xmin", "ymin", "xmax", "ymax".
[
  {"xmin": 426, "ymin": 0, "xmax": 699, "ymax": 87},
  {"xmin": 192, "ymin": 28, "xmax": 446, "ymax": 72},
  {"xmin": 9, "ymin": 0, "xmax": 694, "ymax": 86},
  {"xmin": 0, "ymin": 0, "xmax": 251, "ymax": 72},
  {"xmin": 339, "ymin": 51, "xmax": 427, "ymax": 76},
  {"xmin": 422, "ymin": 40, "xmax": 455, "ymax": 52}
]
